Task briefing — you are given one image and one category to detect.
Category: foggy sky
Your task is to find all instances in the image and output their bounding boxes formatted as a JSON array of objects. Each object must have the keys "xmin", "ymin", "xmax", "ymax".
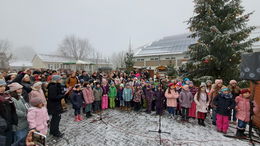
[{"xmin": 0, "ymin": 0, "xmax": 259, "ymax": 57}]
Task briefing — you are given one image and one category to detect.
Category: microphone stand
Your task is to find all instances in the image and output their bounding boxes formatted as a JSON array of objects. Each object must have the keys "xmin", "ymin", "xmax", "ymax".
[
  {"xmin": 149, "ymin": 82, "xmax": 170, "ymax": 145},
  {"xmin": 91, "ymin": 107, "xmax": 108, "ymax": 125},
  {"xmin": 148, "ymin": 114, "xmax": 170, "ymax": 145}
]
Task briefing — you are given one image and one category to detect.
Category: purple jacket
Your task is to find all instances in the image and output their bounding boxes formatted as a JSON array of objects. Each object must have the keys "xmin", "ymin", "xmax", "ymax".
[
  {"xmin": 102, "ymin": 85, "xmax": 109, "ymax": 95},
  {"xmin": 179, "ymin": 90, "xmax": 193, "ymax": 108},
  {"xmin": 145, "ymin": 89, "xmax": 155, "ymax": 101}
]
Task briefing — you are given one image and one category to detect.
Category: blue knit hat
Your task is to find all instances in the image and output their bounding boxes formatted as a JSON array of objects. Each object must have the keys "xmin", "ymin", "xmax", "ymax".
[
  {"xmin": 0, "ymin": 79, "xmax": 6, "ymax": 86},
  {"xmin": 52, "ymin": 75, "xmax": 61, "ymax": 81}
]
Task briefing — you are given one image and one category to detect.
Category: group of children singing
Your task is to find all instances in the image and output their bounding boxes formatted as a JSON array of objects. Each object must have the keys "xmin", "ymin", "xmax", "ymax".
[{"xmin": 68, "ymin": 77, "xmax": 252, "ymax": 138}]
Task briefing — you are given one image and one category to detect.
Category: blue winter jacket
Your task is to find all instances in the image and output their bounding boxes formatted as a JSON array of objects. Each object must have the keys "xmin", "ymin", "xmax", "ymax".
[
  {"xmin": 122, "ymin": 88, "xmax": 133, "ymax": 102},
  {"xmin": 70, "ymin": 90, "xmax": 84, "ymax": 109}
]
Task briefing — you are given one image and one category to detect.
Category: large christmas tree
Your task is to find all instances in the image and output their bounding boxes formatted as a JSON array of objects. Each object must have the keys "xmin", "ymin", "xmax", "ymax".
[{"xmin": 183, "ymin": 0, "xmax": 259, "ymax": 83}]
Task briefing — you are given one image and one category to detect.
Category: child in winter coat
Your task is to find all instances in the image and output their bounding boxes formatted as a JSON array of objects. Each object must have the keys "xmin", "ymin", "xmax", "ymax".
[
  {"xmin": 194, "ymin": 83, "xmax": 210, "ymax": 126},
  {"xmin": 165, "ymin": 83, "xmax": 179, "ymax": 118},
  {"xmin": 70, "ymin": 84, "xmax": 84, "ymax": 122},
  {"xmin": 154, "ymin": 85, "xmax": 165, "ymax": 115},
  {"xmin": 235, "ymin": 89, "xmax": 250, "ymax": 137},
  {"xmin": 213, "ymin": 86, "xmax": 235, "ymax": 134},
  {"xmin": 101, "ymin": 79, "xmax": 109, "ymax": 110},
  {"xmin": 29, "ymin": 82, "xmax": 47, "ymax": 106},
  {"xmin": 228, "ymin": 80, "xmax": 241, "ymax": 124},
  {"xmin": 179, "ymin": 85, "xmax": 193, "ymax": 122},
  {"xmin": 27, "ymin": 97, "xmax": 49, "ymax": 135},
  {"xmin": 123, "ymin": 84, "xmax": 133, "ymax": 111},
  {"xmin": 210, "ymin": 79, "xmax": 223, "ymax": 125},
  {"xmin": 93, "ymin": 82, "xmax": 103, "ymax": 112},
  {"xmin": 117, "ymin": 84, "xmax": 124, "ymax": 109},
  {"xmin": 82, "ymin": 82, "xmax": 95, "ymax": 118},
  {"xmin": 188, "ymin": 81, "xmax": 198, "ymax": 119},
  {"xmin": 108, "ymin": 82, "xmax": 117, "ymax": 109},
  {"xmin": 133, "ymin": 84, "xmax": 144, "ymax": 112},
  {"xmin": 145, "ymin": 85, "xmax": 154, "ymax": 114},
  {"xmin": 175, "ymin": 82, "xmax": 182, "ymax": 116}
]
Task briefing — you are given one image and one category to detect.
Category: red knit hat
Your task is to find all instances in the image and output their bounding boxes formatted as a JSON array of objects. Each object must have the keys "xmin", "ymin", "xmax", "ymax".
[
  {"xmin": 168, "ymin": 83, "xmax": 174, "ymax": 87},
  {"xmin": 240, "ymin": 88, "xmax": 251, "ymax": 94}
]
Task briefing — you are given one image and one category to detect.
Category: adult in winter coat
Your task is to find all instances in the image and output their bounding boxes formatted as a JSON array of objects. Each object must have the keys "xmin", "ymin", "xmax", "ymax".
[
  {"xmin": 47, "ymin": 75, "xmax": 64, "ymax": 138},
  {"xmin": 108, "ymin": 82, "xmax": 117, "ymax": 109},
  {"xmin": 70, "ymin": 85, "xmax": 84, "ymax": 122},
  {"xmin": 228, "ymin": 80, "xmax": 241, "ymax": 124},
  {"xmin": 179, "ymin": 85, "xmax": 193, "ymax": 121},
  {"xmin": 213, "ymin": 87, "xmax": 235, "ymax": 134},
  {"xmin": 66, "ymin": 72, "xmax": 79, "ymax": 89},
  {"xmin": 29, "ymin": 82, "xmax": 47, "ymax": 106},
  {"xmin": 82, "ymin": 82, "xmax": 95, "ymax": 118},
  {"xmin": 123, "ymin": 84, "xmax": 133, "ymax": 111},
  {"xmin": 93, "ymin": 82, "xmax": 103, "ymax": 112},
  {"xmin": 165, "ymin": 83, "xmax": 179, "ymax": 118},
  {"xmin": 154, "ymin": 85, "xmax": 166, "ymax": 115},
  {"xmin": 194, "ymin": 83, "xmax": 210, "ymax": 126},
  {"xmin": 8, "ymin": 82, "xmax": 29, "ymax": 145},
  {"xmin": 0, "ymin": 80, "xmax": 18, "ymax": 146},
  {"xmin": 79, "ymin": 71, "xmax": 90, "ymax": 82},
  {"xmin": 12, "ymin": 70, "xmax": 32, "ymax": 103},
  {"xmin": 235, "ymin": 89, "xmax": 250, "ymax": 137}
]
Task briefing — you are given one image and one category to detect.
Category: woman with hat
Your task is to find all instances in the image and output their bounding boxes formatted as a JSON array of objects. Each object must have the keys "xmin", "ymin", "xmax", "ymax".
[
  {"xmin": 165, "ymin": 83, "xmax": 179, "ymax": 119},
  {"xmin": 8, "ymin": 82, "xmax": 29, "ymax": 145}
]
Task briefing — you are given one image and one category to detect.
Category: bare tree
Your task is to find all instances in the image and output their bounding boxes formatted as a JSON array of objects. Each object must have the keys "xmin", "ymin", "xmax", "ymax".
[
  {"xmin": 111, "ymin": 51, "xmax": 126, "ymax": 69},
  {"xmin": 58, "ymin": 35, "xmax": 94, "ymax": 60},
  {"xmin": 0, "ymin": 40, "xmax": 12, "ymax": 61}
]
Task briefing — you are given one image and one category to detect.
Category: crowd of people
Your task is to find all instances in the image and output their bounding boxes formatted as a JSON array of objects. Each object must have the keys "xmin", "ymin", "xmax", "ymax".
[{"xmin": 0, "ymin": 69, "xmax": 254, "ymax": 146}]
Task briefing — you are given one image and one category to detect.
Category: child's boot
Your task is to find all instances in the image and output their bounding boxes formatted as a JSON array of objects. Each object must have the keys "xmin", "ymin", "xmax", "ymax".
[
  {"xmin": 78, "ymin": 115, "xmax": 83, "ymax": 121},
  {"xmin": 74, "ymin": 115, "xmax": 80, "ymax": 122},
  {"xmin": 201, "ymin": 119, "xmax": 206, "ymax": 127},
  {"xmin": 235, "ymin": 129, "xmax": 242, "ymax": 137}
]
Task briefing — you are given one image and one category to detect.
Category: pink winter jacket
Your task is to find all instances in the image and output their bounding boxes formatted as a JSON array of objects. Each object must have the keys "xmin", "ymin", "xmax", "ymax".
[
  {"xmin": 27, "ymin": 107, "xmax": 49, "ymax": 135},
  {"xmin": 29, "ymin": 89, "xmax": 47, "ymax": 106},
  {"xmin": 235, "ymin": 95, "xmax": 250, "ymax": 122},
  {"xmin": 82, "ymin": 87, "xmax": 95, "ymax": 104},
  {"xmin": 165, "ymin": 89, "xmax": 179, "ymax": 107}
]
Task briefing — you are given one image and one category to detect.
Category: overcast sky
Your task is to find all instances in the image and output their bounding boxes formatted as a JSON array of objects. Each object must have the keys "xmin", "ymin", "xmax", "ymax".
[{"xmin": 0, "ymin": 0, "xmax": 259, "ymax": 57}]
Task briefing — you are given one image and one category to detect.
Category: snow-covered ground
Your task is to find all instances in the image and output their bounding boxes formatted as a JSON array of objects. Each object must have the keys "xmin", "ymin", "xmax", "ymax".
[{"xmin": 47, "ymin": 108, "xmax": 253, "ymax": 146}]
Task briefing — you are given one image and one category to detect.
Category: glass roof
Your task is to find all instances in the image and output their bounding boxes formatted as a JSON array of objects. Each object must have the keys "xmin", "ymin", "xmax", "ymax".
[{"xmin": 135, "ymin": 33, "xmax": 197, "ymax": 56}]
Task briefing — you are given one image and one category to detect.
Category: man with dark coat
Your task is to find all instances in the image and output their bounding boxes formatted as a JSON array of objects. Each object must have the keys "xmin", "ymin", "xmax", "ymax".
[
  {"xmin": 79, "ymin": 71, "xmax": 90, "ymax": 82},
  {"xmin": 0, "ymin": 79, "xmax": 18, "ymax": 146},
  {"xmin": 47, "ymin": 75, "xmax": 64, "ymax": 138}
]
